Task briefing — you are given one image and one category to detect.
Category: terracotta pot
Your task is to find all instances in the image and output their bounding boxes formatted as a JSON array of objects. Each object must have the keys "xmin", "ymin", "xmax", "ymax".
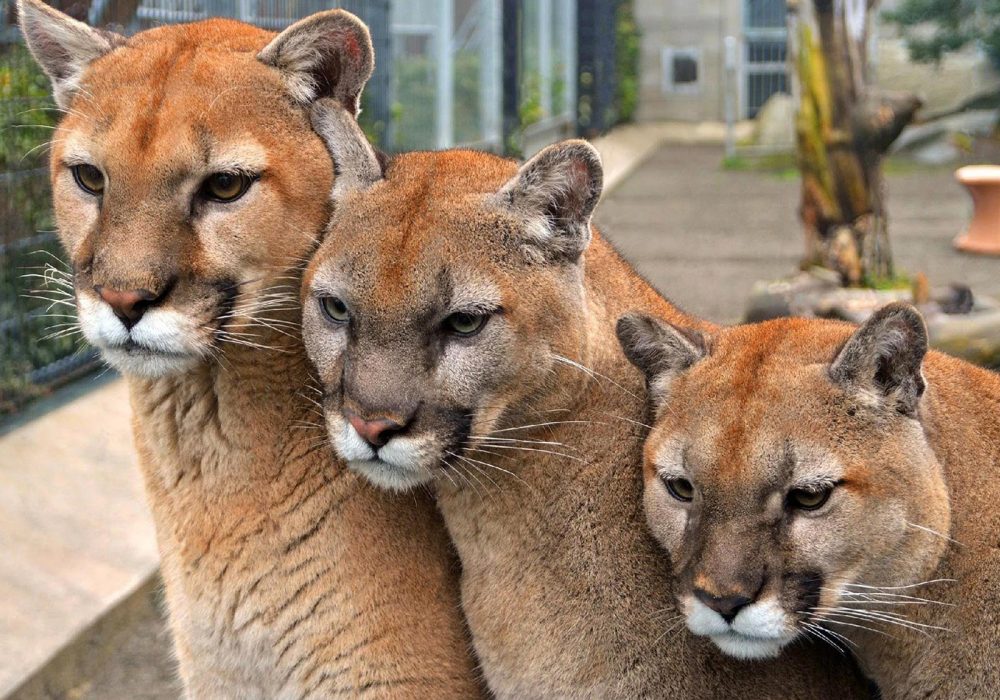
[{"xmin": 955, "ymin": 165, "xmax": 1000, "ymax": 256}]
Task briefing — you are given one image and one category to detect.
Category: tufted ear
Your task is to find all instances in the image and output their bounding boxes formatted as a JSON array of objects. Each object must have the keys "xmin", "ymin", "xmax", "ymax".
[
  {"xmin": 310, "ymin": 98, "xmax": 383, "ymax": 203},
  {"xmin": 258, "ymin": 9, "xmax": 373, "ymax": 113},
  {"xmin": 617, "ymin": 313, "xmax": 707, "ymax": 408},
  {"xmin": 830, "ymin": 302, "xmax": 928, "ymax": 416},
  {"xmin": 495, "ymin": 140, "xmax": 603, "ymax": 263},
  {"xmin": 17, "ymin": 0, "xmax": 125, "ymax": 109}
]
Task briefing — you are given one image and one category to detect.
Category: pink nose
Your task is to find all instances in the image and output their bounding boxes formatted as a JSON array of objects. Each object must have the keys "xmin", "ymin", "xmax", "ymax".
[
  {"xmin": 346, "ymin": 411, "xmax": 405, "ymax": 448},
  {"xmin": 94, "ymin": 285, "xmax": 158, "ymax": 329}
]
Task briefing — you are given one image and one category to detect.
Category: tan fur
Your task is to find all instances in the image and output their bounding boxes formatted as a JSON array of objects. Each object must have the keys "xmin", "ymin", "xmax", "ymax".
[
  {"xmin": 21, "ymin": 2, "xmax": 482, "ymax": 695},
  {"xmin": 633, "ymin": 313, "xmax": 1000, "ymax": 698},
  {"xmin": 300, "ymin": 139, "xmax": 869, "ymax": 697}
]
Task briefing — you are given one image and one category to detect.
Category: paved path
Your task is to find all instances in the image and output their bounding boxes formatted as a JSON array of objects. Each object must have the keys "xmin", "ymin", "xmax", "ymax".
[{"xmin": 595, "ymin": 144, "xmax": 998, "ymax": 324}]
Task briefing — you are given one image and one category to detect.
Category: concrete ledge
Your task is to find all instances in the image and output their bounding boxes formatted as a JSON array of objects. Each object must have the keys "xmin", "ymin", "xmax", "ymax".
[
  {"xmin": 0, "ymin": 376, "xmax": 158, "ymax": 698},
  {"xmin": 8, "ymin": 574, "xmax": 176, "ymax": 700},
  {"xmin": 591, "ymin": 121, "xmax": 749, "ymax": 195}
]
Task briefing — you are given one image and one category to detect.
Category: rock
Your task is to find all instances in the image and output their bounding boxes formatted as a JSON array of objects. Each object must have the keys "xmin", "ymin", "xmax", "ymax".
[
  {"xmin": 752, "ymin": 93, "xmax": 796, "ymax": 150},
  {"xmin": 939, "ymin": 284, "xmax": 974, "ymax": 315},
  {"xmin": 912, "ymin": 139, "xmax": 963, "ymax": 165},
  {"xmin": 895, "ymin": 109, "xmax": 998, "ymax": 152},
  {"xmin": 745, "ymin": 271, "xmax": 1000, "ymax": 370},
  {"xmin": 892, "ymin": 109, "xmax": 999, "ymax": 165},
  {"xmin": 928, "ymin": 309, "xmax": 1000, "ymax": 369},
  {"xmin": 813, "ymin": 288, "xmax": 913, "ymax": 324},
  {"xmin": 744, "ymin": 269, "xmax": 840, "ymax": 323}
]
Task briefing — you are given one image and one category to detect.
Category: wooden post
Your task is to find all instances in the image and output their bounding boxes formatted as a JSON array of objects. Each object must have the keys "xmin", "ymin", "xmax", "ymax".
[{"xmin": 789, "ymin": 0, "xmax": 921, "ymax": 286}]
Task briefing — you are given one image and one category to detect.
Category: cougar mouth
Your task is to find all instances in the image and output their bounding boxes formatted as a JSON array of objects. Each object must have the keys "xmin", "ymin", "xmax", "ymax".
[
  {"xmin": 324, "ymin": 401, "xmax": 478, "ymax": 492},
  {"xmin": 347, "ymin": 458, "xmax": 434, "ymax": 492},
  {"xmin": 100, "ymin": 336, "xmax": 204, "ymax": 378},
  {"xmin": 684, "ymin": 595, "xmax": 798, "ymax": 661},
  {"xmin": 710, "ymin": 630, "xmax": 790, "ymax": 660}
]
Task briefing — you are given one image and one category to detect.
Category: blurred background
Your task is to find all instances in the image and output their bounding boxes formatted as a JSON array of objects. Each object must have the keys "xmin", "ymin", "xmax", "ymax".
[{"xmin": 1, "ymin": 1, "xmax": 998, "ymax": 698}]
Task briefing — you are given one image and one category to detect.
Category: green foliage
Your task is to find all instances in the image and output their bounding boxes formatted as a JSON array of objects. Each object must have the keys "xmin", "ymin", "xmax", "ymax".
[
  {"xmin": 1, "ymin": 43, "xmax": 93, "ymax": 414},
  {"xmin": 519, "ymin": 71, "xmax": 544, "ymax": 129},
  {"xmin": 722, "ymin": 153, "xmax": 800, "ymax": 179},
  {"xmin": 862, "ymin": 271, "xmax": 912, "ymax": 291},
  {"xmin": 884, "ymin": 0, "xmax": 1000, "ymax": 67},
  {"xmin": 0, "ymin": 43, "xmax": 58, "ymax": 170},
  {"xmin": 615, "ymin": 0, "xmax": 641, "ymax": 124},
  {"xmin": 391, "ymin": 50, "xmax": 483, "ymax": 152},
  {"xmin": 358, "ymin": 90, "xmax": 386, "ymax": 147}
]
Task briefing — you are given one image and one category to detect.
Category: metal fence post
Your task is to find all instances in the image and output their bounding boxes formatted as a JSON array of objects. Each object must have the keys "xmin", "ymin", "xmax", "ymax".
[
  {"xmin": 576, "ymin": 0, "xmax": 617, "ymax": 137},
  {"xmin": 434, "ymin": 0, "xmax": 454, "ymax": 149},
  {"xmin": 360, "ymin": 0, "xmax": 391, "ymax": 148},
  {"xmin": 724, "ymin": 34, "xmax": 737, "ymax": 159},
  {"xmin": 559, "ymin": 0, "xmax": 577, "ymax": 123},
  {"xmin": 478, "ymin": 0, "xmax": 502, "ymax": 150},
  {"xmin": 501, "ymin": 0, "xmax": 523, "ymax": 156},
  {"xmin": 538, "ymin": 0, "xmax": 552, "ymax": 120}
]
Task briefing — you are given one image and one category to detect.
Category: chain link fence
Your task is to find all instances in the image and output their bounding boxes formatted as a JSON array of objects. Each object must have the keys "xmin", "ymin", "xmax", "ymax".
[{"xmin": 0, "ymin": 0, "xmax": 635, "ymax": 414}]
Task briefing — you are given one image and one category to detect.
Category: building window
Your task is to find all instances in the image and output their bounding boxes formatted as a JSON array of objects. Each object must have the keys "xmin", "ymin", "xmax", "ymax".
[{"xmin": 661, "ymin": 47, "xmax": 701, "ymax": 94}]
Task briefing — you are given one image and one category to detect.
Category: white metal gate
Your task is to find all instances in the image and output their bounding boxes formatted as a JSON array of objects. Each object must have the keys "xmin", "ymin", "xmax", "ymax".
[{"xmin": 742, "ymin": 0, "xmax": 788, "ymax": 119}]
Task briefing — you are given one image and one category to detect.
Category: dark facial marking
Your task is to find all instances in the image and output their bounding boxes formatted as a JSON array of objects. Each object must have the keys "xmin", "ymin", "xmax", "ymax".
[{"xmin": 787, "ymin": 570, "xmax": 824, "ymax": 615}]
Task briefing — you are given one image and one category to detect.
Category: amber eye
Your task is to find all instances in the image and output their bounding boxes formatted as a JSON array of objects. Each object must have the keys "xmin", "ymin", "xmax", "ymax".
[
  {"xmin": 662, "ymin": 476, "xmax": 695, "ymax": 503},
  {"xmin": 787, "ymin": 487, "xmax": 833, "ymax": 511},
  {"xmin": 200, "ymin": 171, "xmax": 254, "ymax": 202},
  {"xmin": 444, "ymin": 312, "xmax": 488, "ymax": 337},
  {"xmin": 319, "ymin": 296, "xmax": 350, "ymax": 324},
  {"xmin": 72, "ymin": 164, "xmax": 105, "ymax": 195}
]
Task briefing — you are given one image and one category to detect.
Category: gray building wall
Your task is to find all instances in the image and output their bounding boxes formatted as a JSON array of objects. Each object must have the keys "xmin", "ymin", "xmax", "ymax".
[
  {"xmin": 635, "ymin": 0, "xmax": 742, "ymax": 122},
  {"xmin": 635, "ymin": 0, "xmax": 999, "ymax": 124}
]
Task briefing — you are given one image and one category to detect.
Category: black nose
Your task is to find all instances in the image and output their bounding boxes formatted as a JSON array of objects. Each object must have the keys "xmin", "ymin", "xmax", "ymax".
[
  {"xmin": 94, "ymin": 282, "xmax": 170, "ymax": 330},
  {"xmin": 694, "ymin": 588, "xmax": 754, "ymax": 623}
]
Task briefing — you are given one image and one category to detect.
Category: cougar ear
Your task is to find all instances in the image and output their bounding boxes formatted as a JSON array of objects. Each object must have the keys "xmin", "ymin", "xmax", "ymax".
[
  {"xmin": 258, "ymin": 9, "xmax": 373, "ymax": 112},
  {"xmin": 310, "ymin": 98, "xmax": 383, "ymax": 203},
  {"xmin": 17, "ymin": 0, "xmax": 125, "ymax": 108},
  {"xmin": 495, "ymin": 140, "xmax": 603, "ymax": 263},
  {"xmin": 617, "ymin": 313, "xmax": 707, "ymax": 408},
  {"xmin": 830, "ymin": 302, "xmax": 928, "ymax": 416}
]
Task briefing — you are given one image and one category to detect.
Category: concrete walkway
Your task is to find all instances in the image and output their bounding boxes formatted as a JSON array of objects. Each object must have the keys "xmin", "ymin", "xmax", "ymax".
[{"xmin": 595, "ymin": 144, "xmax": 998, "ymax": 324}]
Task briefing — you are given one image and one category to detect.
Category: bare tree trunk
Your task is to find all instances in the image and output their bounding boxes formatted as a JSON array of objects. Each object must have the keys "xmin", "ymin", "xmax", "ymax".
[{"xmin": 789, "ymin": 0, "xmax": 920, "ymax": 286}]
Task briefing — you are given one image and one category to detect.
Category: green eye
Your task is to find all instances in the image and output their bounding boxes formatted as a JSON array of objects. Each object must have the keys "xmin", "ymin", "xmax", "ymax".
[
  {"xmin": 319, "ymin": 296, "xmax": 349, "ymax": 324},
  {"xmin": 445, "ymin": 312, "xmax": 488, "ymax": 337},
  {"xmin": 200, "ymin": 171, "xmax": 254, "ymax": 202},
  {"xmin": 72, "ymin": 164, "xmax": 104, "ymax": 195},
  {"xmin": 787, "ymin": 487, "xmax": 833, "ymax": 511},
  {"xmin": 663, "ymin": 476, "xmax": 695, "ymax": 502}
]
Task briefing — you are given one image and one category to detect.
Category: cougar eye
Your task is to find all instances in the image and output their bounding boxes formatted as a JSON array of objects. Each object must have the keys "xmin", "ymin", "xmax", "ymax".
[
  {"xmin": 787, "ymin": 486, "xmax": 833, "ymax": 511},
  {"xmin": 445, "ymin": 312, "xmax": 488, "ymax": 337},
  {"xmin": 662, "ymin": 476, "xmax": 695, "ymax": 503},
  {"xmin": 200, "ymin": 171, "xmax": 254, "ymax": 202},
  {"xmin": 319, "ymin": 296, "xmax": 350, "ymax": 324},
  {"xmin": 72, "ymin": 164, "xmax": 105, "ymax": 195}
]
